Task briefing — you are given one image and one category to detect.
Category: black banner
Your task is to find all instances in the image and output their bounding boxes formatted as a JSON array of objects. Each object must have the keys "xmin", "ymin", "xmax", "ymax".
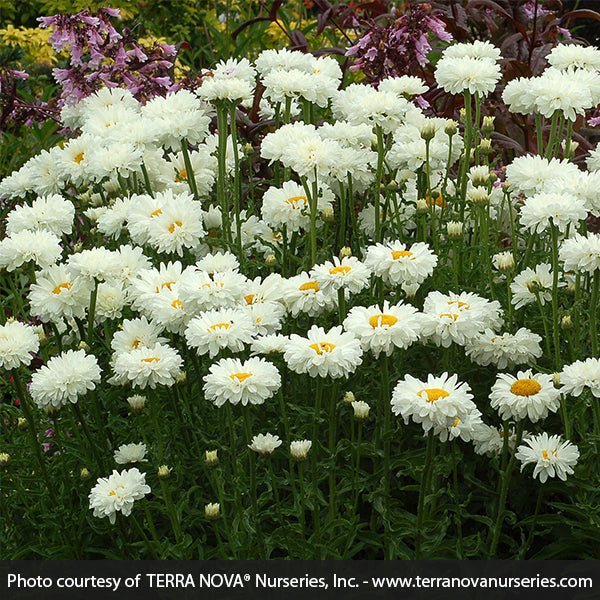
[{"xmin": 0, "ymin": 561, "xmax": 597, "ymax": 600}]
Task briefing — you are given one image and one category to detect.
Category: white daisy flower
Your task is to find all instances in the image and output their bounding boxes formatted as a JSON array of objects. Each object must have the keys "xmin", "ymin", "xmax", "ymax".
[
  {"xmin": 310, "ymin": 256, "xmax": 371, "ymax": 296},
  {"xmin": 515, "ymin": 433, "xmax": 579, "ymax": 483},
  {"xmin": 250, "ymin": 334, "xmax": 290, "ymax": 356},
  {"xmin": 29, "ymin": 349, "xmax": 101, "ymax": 410},
  {"xmin": 472, "ymin": 423, "xmax": 526, "ymax": 456},
  {"xmin": 196, "ymin": 251, "xmax": 240, "ymax": 275},
  {"xmin": 111, "ymin": 317, "xmax": 167, "ymax": 355},
  {"xmin": 365, "ymin": 240, "xmax": 437, "ymax": 290},
  {"xmin": 114, "ymin": 443, "xmax": 147, "ymax": 465},
  {"xmin": 184, "ymin": 307, "xmax": 254, "ymax": 358},
  {"xmin": 89, "ymin": 467, "xmax": 151, "ymax": 524},
  {"xmin": 505, "ymin": 155, "xmax": 579, "ymax": 197},
  {"xmin": 559, "ymin": 232, "xmax": 600, "ymax": 273},
  {"xmin": 434, "ymin": 55, "xmax": 501, "ymax": 97},
  {"xmin": 433, "ymin": 407, "xmax": 483, "ymax": 443},
  {"xmin": 343, "ymin": 300, "xmax": 423, "ymax": 357},
  {"xmin": 111, "ymin": 343, "xmax": 183, "ymax": 389},
  {"xmin": 519, "ymin": 192, "xmax": 587, "ymax": 234},
  {"xmin": 0, "ymin": 321, "xmax": 40, "ymax": 370},
  {"xmin": 179, "ymin": 268, "xmax": 247, "ymax": 313},
  {"xmin": 290, "ymin": 440, "xmax": 312, "ymax": 460},
  {"xmin": 248, "ymin": 433, "xmax": 282, "ymax": 455},
  {"xmin": 391, "ymin": 372, "xmax": 476, "ymax": 433},
  {"xmin": 464, "ymin": 328, "xmax": 543, "ymax": 369},
  {"xmin": 203, "ymin": 356, "xmax": 281, "ymax": 407},
  {"xmin": 67, "ymin": 248, "xmax": 122, "ymax": 283},
  {"xmin": 561, "ymin": 357, "xmax": 600, "ymax": 398},
  {"xmin": 490, "ymin": 370, "xmax": 561, "ymax": 423},
  {"xmin": 510, "ymin": 263, "xmax": 556, "ymax": 309},
  {"xmin": 96, "ymin": 197, "xmax": 134, "ymax": 240},
  {"xmin": 0, "ymin": 230, "xmax": 62, "ymax": 272},
  {"xmin": 284, "ymin": 325, "xmax": 362, "ymax": 379},
  {"xmin": 145, "ymin": 193, "xmax": 205, "ymax": 256},
  {"xmin": 283, "ymin": 272, "xmax": 335, "ymax": 318},
  {"xmin": 28, "ymin": 264, "xmax": 91, "ymax": 324},
  {"xmin": 421, "ymin": 290, "xmax": 503, "ymax": 348},
  {"xmin": 6, "ymin": 194, "xmax": 74, "ymax": 237},
  {"xmin": 547, "ymin": 43, "xmax": 600, "ymax": 72},
  {"xmin": 95, "ymin": 280, "xmax": 128, "ymax": 323},
  {"xmin": 244, "ymin": 302, "xmax": 285, "ymax": 336}
]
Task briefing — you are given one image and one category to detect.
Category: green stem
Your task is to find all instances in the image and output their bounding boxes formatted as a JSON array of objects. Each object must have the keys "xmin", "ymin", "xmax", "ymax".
[
  {"xmin": 550, "ymin": 222, "xmax": 562, "ymax": 371},
  {"xmin": 375, "ymin": 125, "xmax": 385, "ymax": 242},
  {"xmin": 160, "ymin": 478, "xmax": 183, "ymax": 544},
  {"xmin": 87, "ymin": 278, "xmax": 99, "ymax": 346},
  {"xmin": 180, "ymin": 139, "xmax": 199, "ymax": 199},
  {"xmin": 488, "ymin": 422, "xmax": 524, "ymax": 558},
  {"xmin": 591, "ymin": 270, "xmax": 599, "ymax": 358},
  {"xmin": 415, "ymin": 430, "xmax": 435, "ymax": 559},
  {"xmin": 140, "ymin": 162, "xmax": 154, "ymax": 197},
  {"xmin": 544, "ymin": 111, "xmax": 560, "ymax": 159},
  {"xmin": 229, "ymin": 104, "xmax": 244, "ymax": 269}
]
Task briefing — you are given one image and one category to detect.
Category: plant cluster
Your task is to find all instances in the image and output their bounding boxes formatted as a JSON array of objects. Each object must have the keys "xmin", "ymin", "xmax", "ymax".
[{"xmin": 1, "ymin": 2, "xmax": 600, "ymax": 561}]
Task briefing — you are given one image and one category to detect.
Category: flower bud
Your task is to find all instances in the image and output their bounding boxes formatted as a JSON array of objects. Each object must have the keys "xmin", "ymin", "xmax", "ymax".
[
  {"xmin": 444, "ymin": 120, "xmax": 458, "ymax": 136},
  {"xmin": 493, "ymin": 251, "xmax": 515, "ymax": 272},
  {"xmin": 265, "ymin": 254, "xmax": 277, "ymax": 266},
  {"xmin": 416, "ymin": 198, "xmax": 428, "ymax": 214},
  {"xmin": 205, "ymin": 502, "xmax": 220, "ymax": 520},
  {"xmin": 0, "ymin": 453, "xmax": 11, "ymax": 466},
  {"xmin": 469, "ymin": 187, "xmax": 489, "ymax": 205},
  {"xmin": 482, "ymin": 115, "xmax": 495, "ymax": 135},
  {"xmin": 552, "ymin": 373, "xmax": 561, "ymax": 388},
  {"xmin": 290, "ymin": 440, "xmax": 312, "ymax": 461},
  {"xmin": 478, "ymin": 138, "xmax": 492, "ymax": 154},
  {"xmin": 469, "ymin": 165, "xmax": 491, "ymax": 187},
  {"xmin": 175, "ymin": 370, "xmax": 187, "ymax": 384},
  {"xmin": 78, "ymin": 341, "xmax": 90, "ymax": 352},
  {"xmin": 321, "ymin": 206, "xmax": 334, "ymax": 222},
  {"xmin": 128, "ymin": 395, "xmax": 146, "ymax": 413},
  {"xmin": 158, "ymin": 465, "xmax": 172, "ymax": 479},
  {"xmin": 339, "ymin": 246, "xmax": 352, "ymax": 259},
  {"xmin": 420, "ymin": 120, "xmax": 437, "ymax": 141},
  {"xmin": 459, "ymin": 108, "xmax": 467, "ymax": 123},
  {"xmin": 343, "ymin": 391, "xmax": 356, "ymax": 404},
  {"xmin": 205, "ymin": 449, "xmax": 219, "ymax": 467},
  {"xmin": 447, "ymin": 221, "xmax": 463, "ymax": 238},
  {"xmin": 561, "ymin": 315, "xmax": 572, "ymax": 330},
  {"xmin": 17, "ymin": 417, "xmax": 28, "ymax": 430},
  {"xmin": 352, "ymin": 400, "xmax": 370, "ymax": 420},
  {"xmin": 80, "ymin": 467, "xmax": 91, "ymax": 480}
]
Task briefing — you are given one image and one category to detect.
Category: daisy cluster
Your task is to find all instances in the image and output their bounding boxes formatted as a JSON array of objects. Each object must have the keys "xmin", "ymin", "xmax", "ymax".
[{"xmin": 3, "ymin": 37, "xmax": 600, "ymax": 541}]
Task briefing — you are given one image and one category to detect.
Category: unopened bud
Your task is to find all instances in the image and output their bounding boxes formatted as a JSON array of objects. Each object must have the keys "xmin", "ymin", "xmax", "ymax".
[
  {"xmin": 128, "ymin": 395, "xmax": 146, "ymax": 413},
  {"xmin": 265, "ymin": 254, "xmax": 277, "ymax": 266},
  {"xmin": 205, "ymin": 502, "xmax": 220, "ymax": 520},
  {"xmin": 552, "ymin": 373, "xmax": 561, "ymax": 388},
  {"xmin": 73, "ymin": 242, "xmax": 83, "ymax": 253},
  {"xmin": 444, "ymin": 120, "xmax": 458, "ymax": 136},
  {"xmin": 80, "ymin": 467, "xmax": 91, "ymax": 480},
  {"xmin": 420, "ymin": 120, "xmax": 437, "ymax": 141},
  {"xmin": 493, "ymin": 251, "xmax": 515, "ymax": 272},
  {"xmin": 459, "ymin": 108, "xmax": 467, "ymax": 123},
  {"xmin": 561, "ymin": 315, "xmax": 572, "ymax": 329},
  {"xmin": 447, "ymin": 221, "xmax": 463, "ymax": 238},
  {"xmin": 482, "ymin": 115, "xmax": 495, "ymax": 135},
  {"xmin": 158, "ymin": 465, "xmax": 172, "ymax": 479},
  {"xmin": 175, "ymin": 371, "xmax": 187, "ymax": 384},
  {"xmin": 416, "ymin": 198, "xmax": 428, "ymax": 214},
  {"xmin": 205, "ymin": 450, "xmax": 219, "ymax": 466},
  {"xmin": 18, "ymin": 417, "xmax": 28, "ymax": 430},
  {"xmin": 469, "ymin": 166, "xmax": 491, "ymax": 187},
  {"xmin": 470, "ymin": 187, "xmax": 489, "ymax": 205},
  {"xmin": 78, "ymin": 341, "xmax": 90, "ymax": 352},
  {"xmin": 478, "ymin": 138, "xmax": 492, "ymax": 154},
  {"xmin": 321, "ymin": 206, "xmax": 334, "ymax": 222},
  {"xmin": 0, "ymin": 453, "xmax": 11, "ymax": 466},
  {"xmin": 339, "ymin": 246, "xmax": 352, "ymax": 259},
  {"xmin": 343, "ymin": 391, "xmax": 356, "ymax": 404},
  {"xmin": 352, "ymin": 400, "xmax": 370, "ymax": 420},
  {"xmin": 290, "ymin": 440, "xmax": 312, "ymax": 460}
]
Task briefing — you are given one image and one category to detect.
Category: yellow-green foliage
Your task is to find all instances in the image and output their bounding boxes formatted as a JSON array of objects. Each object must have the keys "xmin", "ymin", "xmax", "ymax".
[{"xmin": 0, "ymin": 24, "xmax": 58, "ymax": 65}]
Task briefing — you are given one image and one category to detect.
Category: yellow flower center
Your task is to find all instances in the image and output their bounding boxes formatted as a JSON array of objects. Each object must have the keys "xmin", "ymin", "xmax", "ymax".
[
  {"xmin": 52, "ymin": 282, "xmax": 72, "ymax": 295},
  {"xmin": 208, "ymin": 322, "xmax": 230, "ymax": 332},
  {"xmin": 230, "ymin": 372, "xmax": 252, "ymax": 383},
  {"xmin": 141, "ymin": 357, "xmax": 160, "ymax": 363},
  {"xmin": 244, "ymin": 294, "xmax": 255, "ymax": 305},
  {"xmin": 453, "ymin": 417, "xmax": 460, "ymax": 427},
  {"xmin": 285, "ymin": 195, "xmax": 307, "ymax": 208},
  {"xmin": 171, "ymin": 299, "xmax": 183, "ymax": 309},
  {"xmin": 299, "ymin": 281, "xmax": 320, "ymax": 292},
  {"xmin": 176, "ymin": 168, "xmax": 187, "ymax": 182},
  {"xmin": 309, "ymin": 342, "xmax": 336, "ymax": 355},
  {"xmin": 329, "ymin": 265, "xmax": 351, "ymax": 276},
  {"xmin": 542, "ymin": 449, "xmax": 558, "ymax": 460},
  {"xmin": 439, "ymin": 313, "xmax": 459, "ymax": 321},
  {"xmin": 368, "ymin": 314, "xmax": 399, "ymax": 328},
  {"xmin": 132, "ymin": 339, "xmax": 141, "ymax": 349},
  {"xmin": 510, "ymin": 379, "xmax": 542, "ymax": 396},
  {"xmin": 169, "ymin": 221, "xmax": 183, "ymax": 233},
  {"xmin": 449, "ymin": 300, "xmax": 470, "ymax": 310},
  {"xmin": 74, "ymin": 152, "xmax": 85, "ymax": 164},
  {"xmin": 418, "ymin": 388, "xmax": 450, "ymax": 402},
  {"xmin": 150, "ymin": 209, "xmax": 162, "ymax": 218},
  {"xmin": 155, "ymin": 281, "xmax": 176, "ymax": 293},
  {"xmin": 391, "ymin": 250, "xmax": 413, "ymax": 260}
]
